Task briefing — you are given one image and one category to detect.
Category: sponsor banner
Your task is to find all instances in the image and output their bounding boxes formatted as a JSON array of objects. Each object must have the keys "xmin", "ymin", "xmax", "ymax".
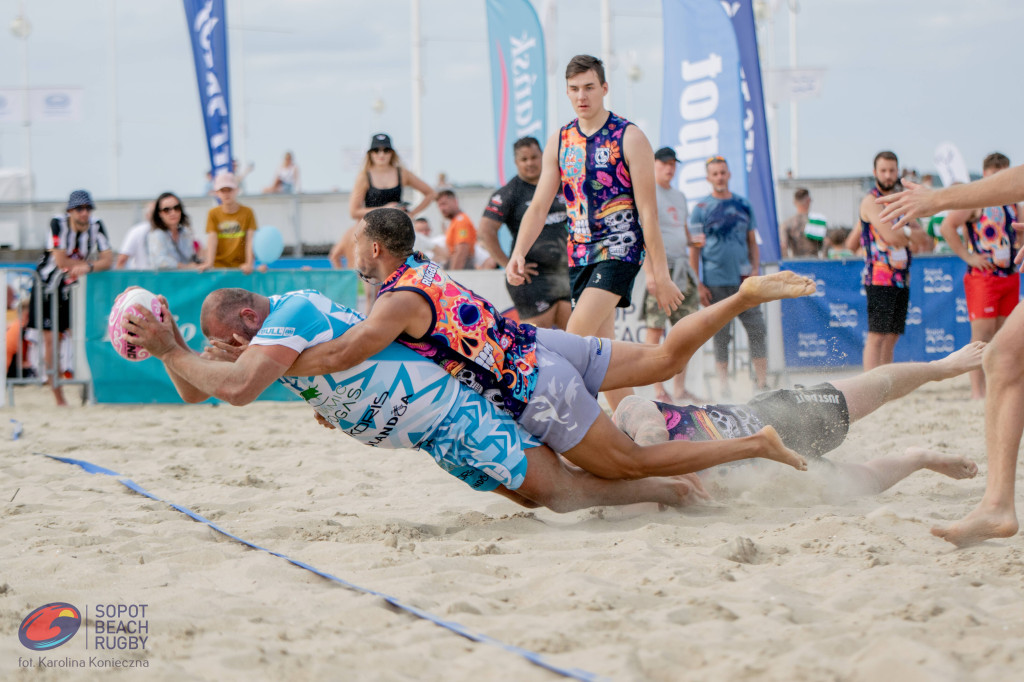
[
  {"xmin": 30, "ymin": 88, "xmax": 84, "ymax": 122},
  {"xmin": 83, "ymin": 270, "xmax": 358, "ymax": 403},
  {"xmin": 661, "ymin": 0, "xmax": 744, "ymax": 205},
  {"xmin": 781, "ymin": 256, "xmax": 969, "ymax": 367},
  {"xmin": 727, "ymin": 0, "xmax": 781, "ymax": 262},
  {"xmin": 183, "ymin": 0, "xmax": 233, "ymax": 178},
  {"xmin": 661, "ymin": 0, "xmax": 781, "ymax": 262},
  {"xmin": 0, "ymin": 89, "xmax": 25, "ymax": 123},
  {"xmin": 767, "ymin": 68, "xmax": 826, "ymax": 103},
  {"xmin": 485, "ymin": 0, "xmax": 546, "ymax": 185}
]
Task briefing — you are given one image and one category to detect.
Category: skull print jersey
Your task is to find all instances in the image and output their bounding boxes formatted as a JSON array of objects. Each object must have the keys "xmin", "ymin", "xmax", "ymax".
[
  {"xmin": 378, "ymin": 253, "xmax": 539, "ymax": 419},
  {"xmin": 965, "ymin": 204, "xmax": 1019, "ymax": 277},
  {"xmin": 859, "ymin": 186, "xmax": 910, "ymax": 288},
  {"xmin": 558, "ymin": 112, "xmax": 646, "ymax": 267},
  {"xmin": 654, "ymin": 400, "xmax": 765, "ymax": 443}
]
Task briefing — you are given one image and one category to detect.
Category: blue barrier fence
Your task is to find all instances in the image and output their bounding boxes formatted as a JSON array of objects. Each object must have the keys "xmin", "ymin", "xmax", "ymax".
[
  {"xmin": 780, "ymin": 255, "xmax": 970, "ymax": 367},
  {"xmin": 84, "ymin": 270, "xmax": 358, "ymax": 403}
]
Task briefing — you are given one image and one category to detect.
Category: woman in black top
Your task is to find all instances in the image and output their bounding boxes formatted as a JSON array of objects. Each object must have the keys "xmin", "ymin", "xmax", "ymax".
[
  {"xmin": 349, "ymin": 133, "xmax": 435, "ymax": 220},
  {"xmin": 331, "ymin": 134, "xmax": 436, "ymax": 311}
]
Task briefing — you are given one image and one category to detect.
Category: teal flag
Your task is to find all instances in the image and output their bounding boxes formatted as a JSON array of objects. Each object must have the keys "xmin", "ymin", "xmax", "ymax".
[{"xmin": 84, "ymin": 270, "xmax": 358, "ymax": 403}]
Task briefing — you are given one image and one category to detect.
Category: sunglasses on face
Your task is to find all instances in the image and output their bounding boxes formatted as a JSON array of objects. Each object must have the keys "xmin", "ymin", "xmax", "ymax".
[
  {"xmin": 372, "ymin": 148, "xmax": 393, "ymax": 154},
  {"xmin": 159, "ymin": 204, "xmax": 182, "ymax": 213}
]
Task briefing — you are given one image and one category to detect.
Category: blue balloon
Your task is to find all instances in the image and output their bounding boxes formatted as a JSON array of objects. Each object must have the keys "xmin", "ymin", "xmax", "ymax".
[{"xmin": 253, "ymin": 225, "xmax": 284, "ymax": 264}]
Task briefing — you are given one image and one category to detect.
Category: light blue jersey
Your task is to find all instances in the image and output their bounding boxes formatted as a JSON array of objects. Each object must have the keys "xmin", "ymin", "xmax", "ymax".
[{"xmin": 248, "ymin": 290, "xmax": 534, "ymax": 491}]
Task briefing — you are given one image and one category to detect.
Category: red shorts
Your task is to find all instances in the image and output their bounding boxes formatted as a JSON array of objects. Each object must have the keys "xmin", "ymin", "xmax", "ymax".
[{"xmin": 964, "ymin": 272, "xmax": 1019, "ymax": 321}]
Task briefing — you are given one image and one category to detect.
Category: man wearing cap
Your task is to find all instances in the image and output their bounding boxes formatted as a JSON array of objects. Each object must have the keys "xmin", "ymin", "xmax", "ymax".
[
  {"xmin": 199, "ymin": 171, "xmax": 261, "ymax": 275},
  {"xmin": 780, "ymin": 188, "xmax": 825, "ymax": 259},
  {"xmin": 690, "ymin": 156, "xmax": 769, "ymax": 397},
  {"xmin": 643, "ymin": 147, "xmax": 703, "ymax": 404},
  {"xmin": 31, "ymin": 189, "xmax": 113, "ymax": 405}
]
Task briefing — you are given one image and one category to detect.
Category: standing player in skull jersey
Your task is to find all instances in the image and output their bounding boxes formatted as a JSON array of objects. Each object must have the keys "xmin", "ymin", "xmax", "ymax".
[
  {"xmin": 506, "ymin": 54, "xmax": 682, "ymax": 411},
  {"xmin": 938, "ymin": 152, "xmax": 1022, "ymax": 399},
  {"xmin": 479, "ymin": 136, "xmax": 571, "ymax": 329}
]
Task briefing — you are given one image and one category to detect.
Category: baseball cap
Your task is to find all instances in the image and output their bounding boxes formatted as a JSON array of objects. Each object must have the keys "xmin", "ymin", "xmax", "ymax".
[
  {"xmin": 369, "ymin": 133, "xmax": 393, "ymax": 151},
  {"xmin": 66, "ymin": 189, "xmax": 94, "ymax": 211},
  {"xmin": 213, "ymin": 171, "xmax": 238, "ymax": 191},
  {"xmin": 654, "ymin": 147, "xmax": 679, "ymax": 163}
]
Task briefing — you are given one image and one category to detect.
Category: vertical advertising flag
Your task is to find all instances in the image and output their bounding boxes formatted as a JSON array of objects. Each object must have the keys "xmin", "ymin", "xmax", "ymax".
[
  {"xmin": 661, "ymin": 0, "xmax": 781, "ymax": 263},
  {"xmin": 727, "ymin": 0, "xmax": 781, "ymax": 261},
  {"xmin": 485, "ymin": 0, "xmax": 547, "ymax": 185},
  {"xmin": 660, "ymin": 0, "xmax": 744, "ymax": 210},
  {"xmin": 183, "ymin": 0, "xmax": 232, "ymax": 179}
]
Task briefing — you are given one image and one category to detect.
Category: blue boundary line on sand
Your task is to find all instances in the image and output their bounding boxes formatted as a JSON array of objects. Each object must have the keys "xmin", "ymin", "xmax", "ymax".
[{"xmin": 37, "ymin": 453, "xmax": 605, "ymax": 682}]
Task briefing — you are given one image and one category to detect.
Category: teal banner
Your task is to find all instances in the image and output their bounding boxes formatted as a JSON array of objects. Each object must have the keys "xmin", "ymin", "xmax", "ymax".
[{"xmin": 84, "ymin": 270, "xmax": 359, "ymax": 403}]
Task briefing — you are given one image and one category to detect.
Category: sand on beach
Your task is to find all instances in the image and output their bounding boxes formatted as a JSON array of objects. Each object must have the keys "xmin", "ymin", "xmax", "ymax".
[{"xmin": 2, "ymin": 374, "xmax": 1023, "ymax": 681}]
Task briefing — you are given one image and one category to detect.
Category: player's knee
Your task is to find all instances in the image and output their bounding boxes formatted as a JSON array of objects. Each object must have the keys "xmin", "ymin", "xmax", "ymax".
[{"xmin": 983, "ymin": 335, "xmax": 1023, "ymax": 379}]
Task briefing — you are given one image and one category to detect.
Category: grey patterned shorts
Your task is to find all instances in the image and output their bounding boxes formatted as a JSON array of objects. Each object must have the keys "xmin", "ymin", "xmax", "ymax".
[{"xmin": 517, "ymin": 327, "xmax": 612, "ymax": 453}]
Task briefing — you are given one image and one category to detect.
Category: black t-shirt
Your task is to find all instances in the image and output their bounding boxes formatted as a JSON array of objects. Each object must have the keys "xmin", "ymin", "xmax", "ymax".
[{"xmin": 483, "ymin": 176, "xmax": 568, "ymax": 270}]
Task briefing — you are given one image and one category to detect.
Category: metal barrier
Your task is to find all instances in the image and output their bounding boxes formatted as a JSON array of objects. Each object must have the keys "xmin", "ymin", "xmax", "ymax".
[{"xmin": 5, "ymin": 267, "xmax": 91, "ymax": 406}]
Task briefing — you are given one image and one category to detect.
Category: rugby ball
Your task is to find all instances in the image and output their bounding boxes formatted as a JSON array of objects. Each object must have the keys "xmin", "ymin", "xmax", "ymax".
[{"xmin": 108, "ymin": 287, "xmax": 163, "ymax": 361}]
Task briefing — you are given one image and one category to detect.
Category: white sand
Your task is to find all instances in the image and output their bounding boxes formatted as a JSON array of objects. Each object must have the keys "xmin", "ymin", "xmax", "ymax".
[{"xmin": 2, "ymin": 376, "xmax": 1024, "ymax": 681}]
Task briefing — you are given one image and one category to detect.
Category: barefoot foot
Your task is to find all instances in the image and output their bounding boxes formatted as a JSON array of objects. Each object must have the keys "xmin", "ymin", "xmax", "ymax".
[
  {"xmin": 757, "ymin": 425, "xmax": 807, "ymax": 471},
  {"xmin": 931, "ymin": 341, "xmax": 986, "ymax": 378},
  {"xmin": 905, "ymin": 446, "xmax": 978, "ymax": 480},
  {"xmin": 931, "ymin": 504, "xmax": 1019, "ymax": 547},
  {"xmin": 738, "ymin": 271, "xmax": 817, "ymax": 305}
]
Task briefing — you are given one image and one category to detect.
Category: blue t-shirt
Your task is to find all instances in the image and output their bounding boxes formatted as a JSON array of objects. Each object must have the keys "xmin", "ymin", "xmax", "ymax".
[
  {"xmin": 690, "ymin": 194, "xmax": 756, "ymax": 287},
  {"xmin": 248, "ymin": 290, "xmax": 460, "ymax": 450}
]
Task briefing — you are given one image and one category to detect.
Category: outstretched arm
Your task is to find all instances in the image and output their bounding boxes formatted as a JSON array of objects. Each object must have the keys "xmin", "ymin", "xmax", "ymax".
[
  {"xmin": 878, "ymin": 168, "xmax": 1024, "ymax": 229},
  {"xmin": 126, "ymin": 303, "xmax": 297, "ymax": 405},
  {"xmin": 286, "ymin": 290, "xmax": 432, "ymax": 376}
]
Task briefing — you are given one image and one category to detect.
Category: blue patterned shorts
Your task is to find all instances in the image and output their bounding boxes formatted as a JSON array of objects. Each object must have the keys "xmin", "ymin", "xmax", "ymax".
[{"xmin": 419, "ymin": 388, "xmax": 539, "ymax": 491}]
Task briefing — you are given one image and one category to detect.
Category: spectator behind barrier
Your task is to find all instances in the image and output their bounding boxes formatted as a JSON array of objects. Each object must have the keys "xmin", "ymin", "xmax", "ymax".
[
  {"xmin": 199, "ymin": 172, "xmax": 266, "ymax": 275},
  {"xmin": 116, "ymin": 202, "xmax": 156, "ymax": 270},
  {"xmin": 30, "ymin": 189, "xmax": 113, "ymax": 405},
  {"xmin": 149, "ymin": 192, "xmax": 203, "ymax": 270},
  {"xmin": 437, "ymin": 189, "xmax": 478, "ymax": 270}
]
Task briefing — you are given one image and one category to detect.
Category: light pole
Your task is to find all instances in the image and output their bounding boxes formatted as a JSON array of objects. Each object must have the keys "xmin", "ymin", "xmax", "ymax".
[
  {"xmin": 11, "ymin": 2, "xmax": 34, "ymax": 248},
  {"xmin": 10, "ymin": 4, "xmax": 31, "ymax": 199},
  {"xmin": 788, "ymin": 0, "xmax": 799, "ymax": 178}
]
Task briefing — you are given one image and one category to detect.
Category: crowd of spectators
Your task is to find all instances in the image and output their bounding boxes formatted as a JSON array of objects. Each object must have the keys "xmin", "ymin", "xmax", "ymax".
[{"xmin": 9, "ymin": 126, "xmax": 1000, "ymax": 408}]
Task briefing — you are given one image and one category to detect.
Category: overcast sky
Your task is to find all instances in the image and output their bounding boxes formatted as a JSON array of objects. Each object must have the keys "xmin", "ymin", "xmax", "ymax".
[{"xmin": 0, "ymin": 0, "xmax": 1020, "ymax": 202}]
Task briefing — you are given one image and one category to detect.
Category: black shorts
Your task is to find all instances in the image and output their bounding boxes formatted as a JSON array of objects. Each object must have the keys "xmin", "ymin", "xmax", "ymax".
[
  {"xmin": 506, "ymin": 269, "xmax": 571, "ymax": 320},
  {"xmin": 569, "ymin": 259, "xmax": 642, "ymax": 309},
  {"xmin": 27, "ymin": 284, "xmax": 71, "ymax": 333},
  {"xmin": 866, "ymin": 285, "xmax": 910, "ymax": 335},
  {"xmin": 747, "ymin": 383, "xmax": 849, "ymax": 458}
]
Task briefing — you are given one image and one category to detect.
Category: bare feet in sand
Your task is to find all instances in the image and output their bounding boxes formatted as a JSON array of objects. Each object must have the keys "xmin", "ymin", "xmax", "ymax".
[
  {"xmin": 757, "ymin": 425, "xmax": 808, "ymax": 471},
  {"xmin": 931, "ymin": 341, "xmax": 986, "ymax": 379},
  {"xmin": 738, "ymin": 271, "xmax": 817, "ymax": 305},
  {"xmin": 905, "ymin": 446, "xmax": 978, "ymax": 480},
  {"xmin": 932, "ymin": 504, "xmax": 1020, "ymax": 548}
]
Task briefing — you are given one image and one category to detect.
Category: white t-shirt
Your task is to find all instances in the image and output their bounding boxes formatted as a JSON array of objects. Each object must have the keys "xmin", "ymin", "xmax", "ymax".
[
  {"xmin": 656, "ymin": 184, "xmax": 690, "ymax": 262},
  {"xmin": 119, "ymin": 222, "xmax": 152, "ymax": 270}
]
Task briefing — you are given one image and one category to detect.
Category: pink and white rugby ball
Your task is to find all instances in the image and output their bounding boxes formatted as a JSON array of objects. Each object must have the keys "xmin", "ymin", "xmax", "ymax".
[{"xmin": 108, "ymin": 287, "xmax": 163, "ymax": 361}]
